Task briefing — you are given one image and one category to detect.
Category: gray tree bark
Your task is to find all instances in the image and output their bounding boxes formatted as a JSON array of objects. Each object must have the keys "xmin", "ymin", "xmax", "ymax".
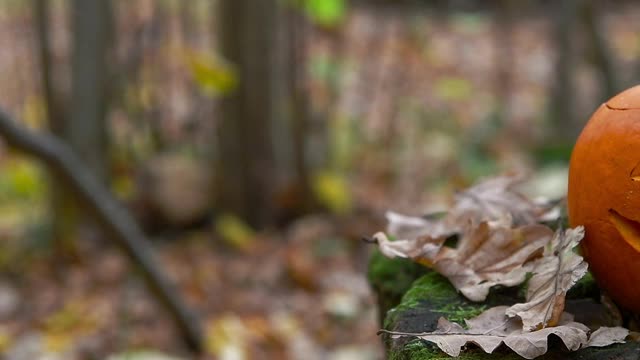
[
  {"xmin": 580, "ymin": 0, "xmax": 618, "ymax": 101},
  {"xmin": 34, "ymin": 0, "xmax": 77, "ymax": 254},
  {"xmin": 549, "ymin": 0, "xmax": 578, "ymax": 142},
  {"xmin": 70, "ymin": 0, "xmax": 112, "ymax": 181}
]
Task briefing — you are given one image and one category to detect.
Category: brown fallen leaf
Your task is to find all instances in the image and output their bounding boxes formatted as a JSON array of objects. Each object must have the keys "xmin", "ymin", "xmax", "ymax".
[
  {"xmin": 506, "ymin": 226, "xmax": 588, "ymax": 330},
  {"xmin": 434, "ymin": 217, "xmax": 553, "ymax": 301},
  {"xmin": 383, "ymin": 174, "xmax": 556, "ymax": 242},
  {"xmin": 374, "ymin": 175, "xmax": 558, "ymax": 300},
  {"xmin": 373, "ymin": 231, "xmax": 445, "ymax": 267},
  {"xmin": 450, "ymin": 174, "xmax": 554, "ymax": 226},
  {"xmin": 380, "ymin": 306, "xmax": 629, "ymax": 359},
  {"xmin": 385, "ymin": 211, "xmax": 455, "ymax": 240}
]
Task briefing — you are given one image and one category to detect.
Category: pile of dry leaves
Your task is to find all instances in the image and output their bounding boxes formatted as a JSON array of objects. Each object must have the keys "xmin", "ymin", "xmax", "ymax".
[{"xmin": 371, "ymin": 174, "xmax": 629, "ymax": 359}]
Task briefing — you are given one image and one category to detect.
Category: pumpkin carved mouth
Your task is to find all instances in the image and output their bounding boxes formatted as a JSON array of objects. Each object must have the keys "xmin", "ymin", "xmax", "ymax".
[
  {"xmin": 608, "ymin": 208, "xmax": 640, "ymax": 253},
  {"xmin": 631, "ymin": 160, "xmax": 640, "ymax": 181}
]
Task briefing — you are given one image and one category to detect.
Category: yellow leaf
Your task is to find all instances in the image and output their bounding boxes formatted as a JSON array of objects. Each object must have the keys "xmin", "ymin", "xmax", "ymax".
[
  {"xmin": 0, "ymin": 157, "xmax": 45, "ymax": 200},
  {"xmin": 0, "ymin": 328, "xmax": 12, "ymax": 353},
  {"xmin": 312, "ymin": 170, "xmax": 352, "ymax": 214},
  {"xmin": 215, "ymin": 214, "xmax": 255, "ymax": 251},
  {"xmin": 43, "ymin": 300, "xmax": 98, "ymax": 353},
  {"xmin": 205, "ymin": 314, "xmax": 248, "ymax": 359},
  {"xmin": 434, "ymin": 77, "xmax": 473, "ymax": 101},
  {"xmin": 185, "ymin": 51, "xmax": 238, "ymax": 97}
]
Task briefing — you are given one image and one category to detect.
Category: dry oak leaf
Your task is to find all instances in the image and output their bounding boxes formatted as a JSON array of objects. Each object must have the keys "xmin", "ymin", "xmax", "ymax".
[
  {"xmin": 450, "ymin": 174, "xmax": 555, "ymax": 226},
  {"xmin": 373, "ymin": 231, "xmax": 445, "ymax": 268},
  {"xmin": 373, "ymin": 211, "xmax": 455, "ymax": 267},
  {"xmin": 506, "ymin": 226, "xmax": 588, "ymax": 331},
  {"xmin": 384, "ymin": 174, "xmax": 555, "ymax": 240},
  {"xmin": 380, "ymin": 306, "xmax": 629, "ymax": 359},
  {"xmin": 386, "ymin": 211, "xmax": 453, "ymax": 240},
  {"xmin": 434, "ymin": 217, "xmax": 554, "ymax": 302},
  {"xmin": 373, "ymin": 175, "xmax": 549, "ymax": 266},
  {"xmin": 377, "ymin": 174, "xmax": 557, "ymax": 265}
]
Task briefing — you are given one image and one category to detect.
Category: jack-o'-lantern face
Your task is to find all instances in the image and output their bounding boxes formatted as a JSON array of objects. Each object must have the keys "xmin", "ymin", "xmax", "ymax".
[{"xmin": 568, "ymin": 85, "xmax": 640, "ymax": 313}]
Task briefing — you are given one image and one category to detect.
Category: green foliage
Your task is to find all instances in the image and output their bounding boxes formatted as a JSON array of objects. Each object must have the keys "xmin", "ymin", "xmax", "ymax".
[
  {"xmin": 534, "ymin": 143, "xmax": 574, "ymax": 165},
  {"xmin": 0, "ymin": 158, "xmax": 46, "ymax": 201},
  {"xmin": 303, "ymin": 0, "xmax": 346, "ymax": 27}
]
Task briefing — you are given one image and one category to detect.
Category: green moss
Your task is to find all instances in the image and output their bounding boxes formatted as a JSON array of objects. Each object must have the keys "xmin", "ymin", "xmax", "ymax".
[
  {"xmin": 567, "ymin": 271, "xmax": 599, "ymax": 300},
  {"xmin": 388, "ymin": 339, "xmax": 524, "ymax": 360},
  {"xmin": 388, "ymin": 340, "xmax": 448, "ymax": 360},
  {"xmin": 367, "ymin": 250, "xmax": 428, "ymax": 324},
  {"xmin": 367, "ymin": 250, "xmax": 428, "ymax": 297},
  {"xmin": 436, "ymin": 302, "xmax": 487, "ymax": 325},
  {"xmin": 390, "ymin": 339, "xmax": 640, "ymax": 360},
  {"xmin": 396, "ymin": 272, "xmax": 456, "ymax": 309},
  {"xmin": 386, "ymin": 272, "xmax": 487, "ymax": 328}
]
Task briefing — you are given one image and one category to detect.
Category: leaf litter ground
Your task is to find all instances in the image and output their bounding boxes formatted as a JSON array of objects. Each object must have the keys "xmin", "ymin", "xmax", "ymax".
[{"xmin": 0, "ymin": 215, "xmax": 383, "ymax": 359}]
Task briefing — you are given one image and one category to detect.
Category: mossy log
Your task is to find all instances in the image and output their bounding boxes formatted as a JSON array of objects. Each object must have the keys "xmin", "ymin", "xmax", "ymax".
[{"xmin": 368, "ymin": 252, "xmax": 640, "ymax": 360}]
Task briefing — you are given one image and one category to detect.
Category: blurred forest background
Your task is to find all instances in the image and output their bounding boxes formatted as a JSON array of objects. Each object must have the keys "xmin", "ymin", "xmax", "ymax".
[{"xmin": 0, "ymin": 0, "xmax": 639, "ymax": 359}]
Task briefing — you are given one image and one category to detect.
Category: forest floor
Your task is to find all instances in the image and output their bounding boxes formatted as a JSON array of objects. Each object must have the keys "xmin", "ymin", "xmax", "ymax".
[
  {"xmin": 2, "ymin": 2, "xmax": 640, "ymax": 360},
  {"xmin": 0, "ymin": 213, "xmax": 383, "ymax": 360}
]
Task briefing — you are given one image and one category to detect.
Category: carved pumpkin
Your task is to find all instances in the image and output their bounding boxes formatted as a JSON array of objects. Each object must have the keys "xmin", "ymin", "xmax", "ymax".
[{"xmin": 568, "ymin": 85, "xmax": 640, "ymax": 313}]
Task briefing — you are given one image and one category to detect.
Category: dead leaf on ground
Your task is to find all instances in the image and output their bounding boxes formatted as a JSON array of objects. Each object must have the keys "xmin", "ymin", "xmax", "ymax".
[
  {"xmin": 506, "ymin": 227, "xmax": 588, "ymax": 330},
  {"xmin": 373, "ymin": 175, "xmax": 557, "ymax": 301},
  {"xmin": 434, "ymin": 217, "xmax": 553, "ymax": 301},
  {"xmin": 380, "ymin": 306, "xmax": 629, "ymax": 359},
  {"xmin": 373, "ymin": 231, "xmax": 445, "ymax": 267},
  {"xmin": 450, "ymin": 174, "xmax": 555, "ymax": 226}
]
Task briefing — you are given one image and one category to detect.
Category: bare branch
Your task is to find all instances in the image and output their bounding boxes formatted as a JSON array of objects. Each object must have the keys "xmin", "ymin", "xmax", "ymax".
[{"xmin": 0, "ymin": 108, "xmax": 203, "ymax": 353}]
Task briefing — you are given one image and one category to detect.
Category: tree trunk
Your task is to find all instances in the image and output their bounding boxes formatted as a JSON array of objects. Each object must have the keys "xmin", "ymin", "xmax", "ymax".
[
  {"xmin": 492, "ymin": 0, "xmax": 513, "ymax": 123},
  {"xmin": 70, "ymin": 0, "xmax": 112, "ymax": 181},
  {"xmin": 580, "ymin": 0, "xmax": 618, "ymax": 101},
  {"xmin": 34, "ymin": 0, "xmax": 76, "ymax": 255},
  {"xmin": 216, "ymin": 0, "xmax": 294, "ymax": 228},
  {"xmin": 35, "ymin": 0, "xmax": 113, "ymax": 256},
  {"xmin": 283, "ymin": 7, "xmax": 316, "ymax": 213},
  {"xmin": 548, "ymin": 0, "xmax": 578, "ymax": 143},
  {"xmin": 34, "ymin": 0, "xmax": 64, "ymax": 135}
]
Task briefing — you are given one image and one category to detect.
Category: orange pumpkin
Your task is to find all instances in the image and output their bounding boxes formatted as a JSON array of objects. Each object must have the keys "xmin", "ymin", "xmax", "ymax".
[{"xmin": 568, "ymin": 85, "xmax": 640, "ymax": 313}]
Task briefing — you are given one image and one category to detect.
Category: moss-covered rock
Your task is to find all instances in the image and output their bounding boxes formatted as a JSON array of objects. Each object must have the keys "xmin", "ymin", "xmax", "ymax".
[
  {"xmin": 367, "ymin": 250, "xmax": 429, "ymax": 325},
  {"xmin": 381, "ymin": 272, "xmax": 639, "ymax": 360},
  {"xmin": 385, "ymin": 272, "xmax": 496, "ymax": 331},
  {"xmin": 388, "ymin": 339, "xmax": 640, "ymax": 360}
]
